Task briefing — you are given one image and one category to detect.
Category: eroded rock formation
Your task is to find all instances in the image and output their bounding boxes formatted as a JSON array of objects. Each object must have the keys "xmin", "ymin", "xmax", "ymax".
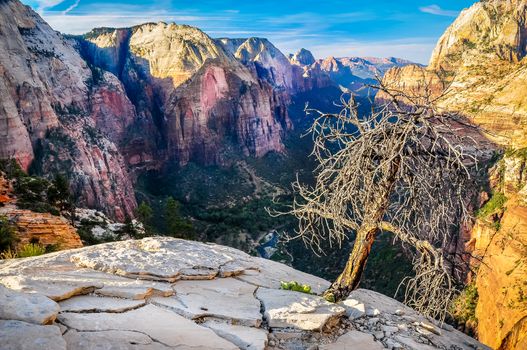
[
  {"xmin": 0, "ymin": 0, "xmax": 137, "ymax": 220},
  {"xmin": 0, "ymin": 237, "xmax": 489, "ymax": 350},
  {"xmin": 378, "ymin": 1, "xmax": 527, "ymax": 348}
]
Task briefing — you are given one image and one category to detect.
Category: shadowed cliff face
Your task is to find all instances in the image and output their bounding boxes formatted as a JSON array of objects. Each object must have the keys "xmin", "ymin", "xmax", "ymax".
[
  {"xmin": 0, "ymin": 0, "xmax": 137, "ymax": 221},
  {"xmin": 79, "ymin": 24, "xmax": 292, "ymax": 168}
]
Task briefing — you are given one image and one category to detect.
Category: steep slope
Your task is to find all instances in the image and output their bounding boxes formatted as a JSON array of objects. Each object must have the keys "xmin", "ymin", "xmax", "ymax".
[
  {"xmin": 379, "ymin": 1, "xmax": 527, "ymax": 349},
  {"xmin": 0, "ymin": 0, "xmax": 136, "ymax": 220},
  {"xmin": 79, "ymin": 25, "xmax": 291, "ymax": 167}
]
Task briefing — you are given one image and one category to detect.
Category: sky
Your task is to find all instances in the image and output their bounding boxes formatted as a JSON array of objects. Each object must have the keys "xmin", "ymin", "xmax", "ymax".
[{"xmin": 21, "ymin": 0, "xmax": 477, "ymax": 64}]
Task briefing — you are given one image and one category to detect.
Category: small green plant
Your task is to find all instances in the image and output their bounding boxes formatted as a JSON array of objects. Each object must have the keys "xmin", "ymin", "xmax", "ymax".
[
  {"xmin": 280, "ymin": 280, "xmax": 313, "ymax": 294},
  {"xmin": 17, "ymin": 243, "xmax": 46, "ymax": 258},
  {"xmin": 476, "ymin": 192, "xmax": 508, "ymax": 218}
]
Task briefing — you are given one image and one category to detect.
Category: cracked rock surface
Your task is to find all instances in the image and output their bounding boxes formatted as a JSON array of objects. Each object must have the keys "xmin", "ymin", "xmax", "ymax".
[{"xmin": 0, "ymin": 237, "xmax": 491, "ymax": 349}]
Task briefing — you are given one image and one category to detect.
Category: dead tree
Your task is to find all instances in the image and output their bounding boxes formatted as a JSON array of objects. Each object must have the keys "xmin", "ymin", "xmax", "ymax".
[{"xmin": 288, "ymin": 83, "xmax": 478, "ymax": 320}]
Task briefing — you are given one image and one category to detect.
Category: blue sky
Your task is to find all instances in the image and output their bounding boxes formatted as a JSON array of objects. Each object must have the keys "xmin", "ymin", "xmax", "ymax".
[{"xmin": 21, "ymin": 0, "xmax": 476, "ymax": 64}]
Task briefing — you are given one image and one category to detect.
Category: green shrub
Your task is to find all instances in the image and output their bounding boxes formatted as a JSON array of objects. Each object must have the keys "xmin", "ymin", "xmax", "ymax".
[
  {"xmin": 164, "ymin": 197, "xmax": 195, "ymax": 239},
  {"xmin": 451, "ymin": 283, "xmax": 479, "ymax": 336},
  {"xmin": 280, "ymin": 280, "xmax": 313, "ymax": 294},
  {"xmin": 476, "ymin": 192, "xmax": 507, "ymax": 218},
  {"xmin": 0, "ymin": 216, "xmax": 17, "ymax": 253},
  {"xmin": 17, "ymin": 243, "xmax": 46, "ymax": 258}
]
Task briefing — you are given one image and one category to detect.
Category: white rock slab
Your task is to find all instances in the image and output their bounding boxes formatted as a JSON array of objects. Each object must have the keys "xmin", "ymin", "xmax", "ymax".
[
  {"xmin": 59, "ymin": 295, "xmax": 145, "ymax": 313},
  {"xmin": 0, "ymin": 320, "xmax": 66, "ymax": 350},
  {"xmin": 256, "ymin": 288, "xmax": 345, "ymax": 331},
  {"xmin": 0, "ymin": 285, "xmax": 59, "ymax": 324},
  {"xmin": 63, "ymin": 329, "xmax": 170, "ymax": 349},
  {"xmin": 344, "ymin": 289, "xmax": 416, "ymax": 317},
  {"xmin": 320, "ymin": 330, "xmax": 384, "ymax": 350},
  {"xmin": 338, "ymin": 298, "xmax": 366, "ymax": 320},
  {"xmin": 69, "ymin": 237, "xmax": 258, "ymax": 281},
  {"xmin": 58, "ymin": 304, "xmax": 238, "ymax": 349},
  {"xmin": 151, "ymin": 278, "xmax": 261, "ymax": 326},
  {"xmin": 0, "ymin": 269, "xmax": 172, "ymax": 301},
  {"xmin": 236, "ymin": 257, "xmax": 330, "ymax": 294},
  {"xmin": 204, "ymin": 320, "xmax": 268, "ymax": 350}
]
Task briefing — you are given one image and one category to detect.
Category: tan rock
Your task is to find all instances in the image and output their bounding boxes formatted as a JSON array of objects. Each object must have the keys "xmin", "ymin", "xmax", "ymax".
[
  {"xmin": 63, "ymin": 329, "xmax": 170, "ymax": 350},
  {"xmin": 256, "ymin": 287, "xmax": 345, "ymax": 331},
  {"xmin": 319, "ymin": 330, "xmax": 384, "ymax": 350},
  {"xmin": 59, "ymin": 295, "xmax": 145, "ymax": 313},
  {"xmin": 151, "ymin": 277, "xmax": 262, "ymax": 326},
  {"xmin": 0, "ymin": 207, "xmax": 82, "ymax": 251}
]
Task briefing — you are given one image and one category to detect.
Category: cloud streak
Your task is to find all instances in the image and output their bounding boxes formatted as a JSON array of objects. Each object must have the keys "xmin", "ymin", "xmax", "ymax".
[{"xmin": 419, "ymin": 4, "xmax": 458, "ymax": 17}]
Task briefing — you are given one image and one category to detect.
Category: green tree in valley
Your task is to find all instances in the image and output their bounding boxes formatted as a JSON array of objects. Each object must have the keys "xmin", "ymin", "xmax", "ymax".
[
  {"xmin": 136, "ymin": 201, "xmax": 154, "ymax": 235},
  {"xmin": 164, "ymin": 197, "xmax": 194, "ymax": 239}
]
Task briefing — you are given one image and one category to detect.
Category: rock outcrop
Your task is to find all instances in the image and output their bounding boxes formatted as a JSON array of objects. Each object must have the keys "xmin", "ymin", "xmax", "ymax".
[
  {"xmin": 0, "ymin": 206, "xmax": 82, "ymax": 251},
  {"xmin": 0, "ymin": 174, "xmax": 82, "ymax": 251},
  {"xmin": 0, "ymin": 237, "xmax": 489, "ymax": 349},
  {"xmin": 467, "ymin": 151, "xmax": 527, "ymax": 350},
  {"xmin": 0, "ymin": 0, "xmax": 137, "ymax": 220}
]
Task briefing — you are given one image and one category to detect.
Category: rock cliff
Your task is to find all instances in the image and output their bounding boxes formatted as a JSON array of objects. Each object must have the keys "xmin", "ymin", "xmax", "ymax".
[
  {"xmin": 79, "ymin": 25, "xmax": 291, "ymax": 167},
  {"xmin": 0, "ymin": 0, "xmax": 137, "ymax": 220},
  {"xmin": 378, "ymin": 1, "xmax": 527, "ymax": 348},
  {"xmin": 0, "ymin": 237, "xmax": 489, "ymax": 350},
  {"xmin": 380, "ymin": 0, "xmax": 527, "ymax": 148}
]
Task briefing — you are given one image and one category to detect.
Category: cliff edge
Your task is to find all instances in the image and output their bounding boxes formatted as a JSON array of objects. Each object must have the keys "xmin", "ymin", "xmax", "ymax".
[{"xmin": 0, "ymin": 237, "xmax": 488, "ymax": 349}]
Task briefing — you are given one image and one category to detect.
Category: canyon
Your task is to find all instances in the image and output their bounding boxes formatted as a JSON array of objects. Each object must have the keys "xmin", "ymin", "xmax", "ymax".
[{"xmin": 1, "ymin": 0, "xmax": 526, "ymax": 348}]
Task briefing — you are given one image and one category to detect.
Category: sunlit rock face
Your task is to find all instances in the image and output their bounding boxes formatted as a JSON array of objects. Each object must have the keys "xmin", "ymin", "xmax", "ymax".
[
  {"xmin": 380, "ymin": 0, "xmax": 527, "ymax": 148},
  {"xmin": 0, "ymin": 0, "xmax": 136, "ymax": 221},
  {"xmin": 378, "ymin": 1, "xmax": 527, "ymax": 348},
  {"xmin": 80, "ymin": 24, "xmax": 291, "ymax": 168}
]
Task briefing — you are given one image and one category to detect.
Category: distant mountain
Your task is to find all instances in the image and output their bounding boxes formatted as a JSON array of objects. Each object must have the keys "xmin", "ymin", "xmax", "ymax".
[{"xmin": 289, "ymin": 49, "xmax": 416, "ymax": 94}]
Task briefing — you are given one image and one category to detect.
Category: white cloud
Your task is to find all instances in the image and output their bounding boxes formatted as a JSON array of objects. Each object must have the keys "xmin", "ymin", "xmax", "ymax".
[
  {"xmin": 34, "ymin": 0, "xmax": 66, "ymax": 13},
  {"xmin": 419, "ymin": 4, "xmax": 458, "ymax": 17},
  {"xmin": 61, "ymin": 0, "xmax": 80, "ymax": 15}
]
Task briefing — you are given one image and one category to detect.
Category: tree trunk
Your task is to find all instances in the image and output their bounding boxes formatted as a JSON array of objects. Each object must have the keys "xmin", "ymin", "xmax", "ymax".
[
  {"xmin": 323, "ymin": 157, "xmax": 401, "ymax": 302},
  {"xmin": 323, "ymin": 224, "xmax": 378, "ymax": 301}
]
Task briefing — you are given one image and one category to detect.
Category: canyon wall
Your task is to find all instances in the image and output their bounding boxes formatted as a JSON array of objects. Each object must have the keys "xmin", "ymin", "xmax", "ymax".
[
  {"xmin": 79, "ymin": 25, "xmax": 292, "ymax": 168},
  {"xmin": 0, "ymin": 0, "xmax": 136, "ymax": 221},
  {"xmin": 379, "ymin": 1, "xmax": 527, "ymax": 348}
]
